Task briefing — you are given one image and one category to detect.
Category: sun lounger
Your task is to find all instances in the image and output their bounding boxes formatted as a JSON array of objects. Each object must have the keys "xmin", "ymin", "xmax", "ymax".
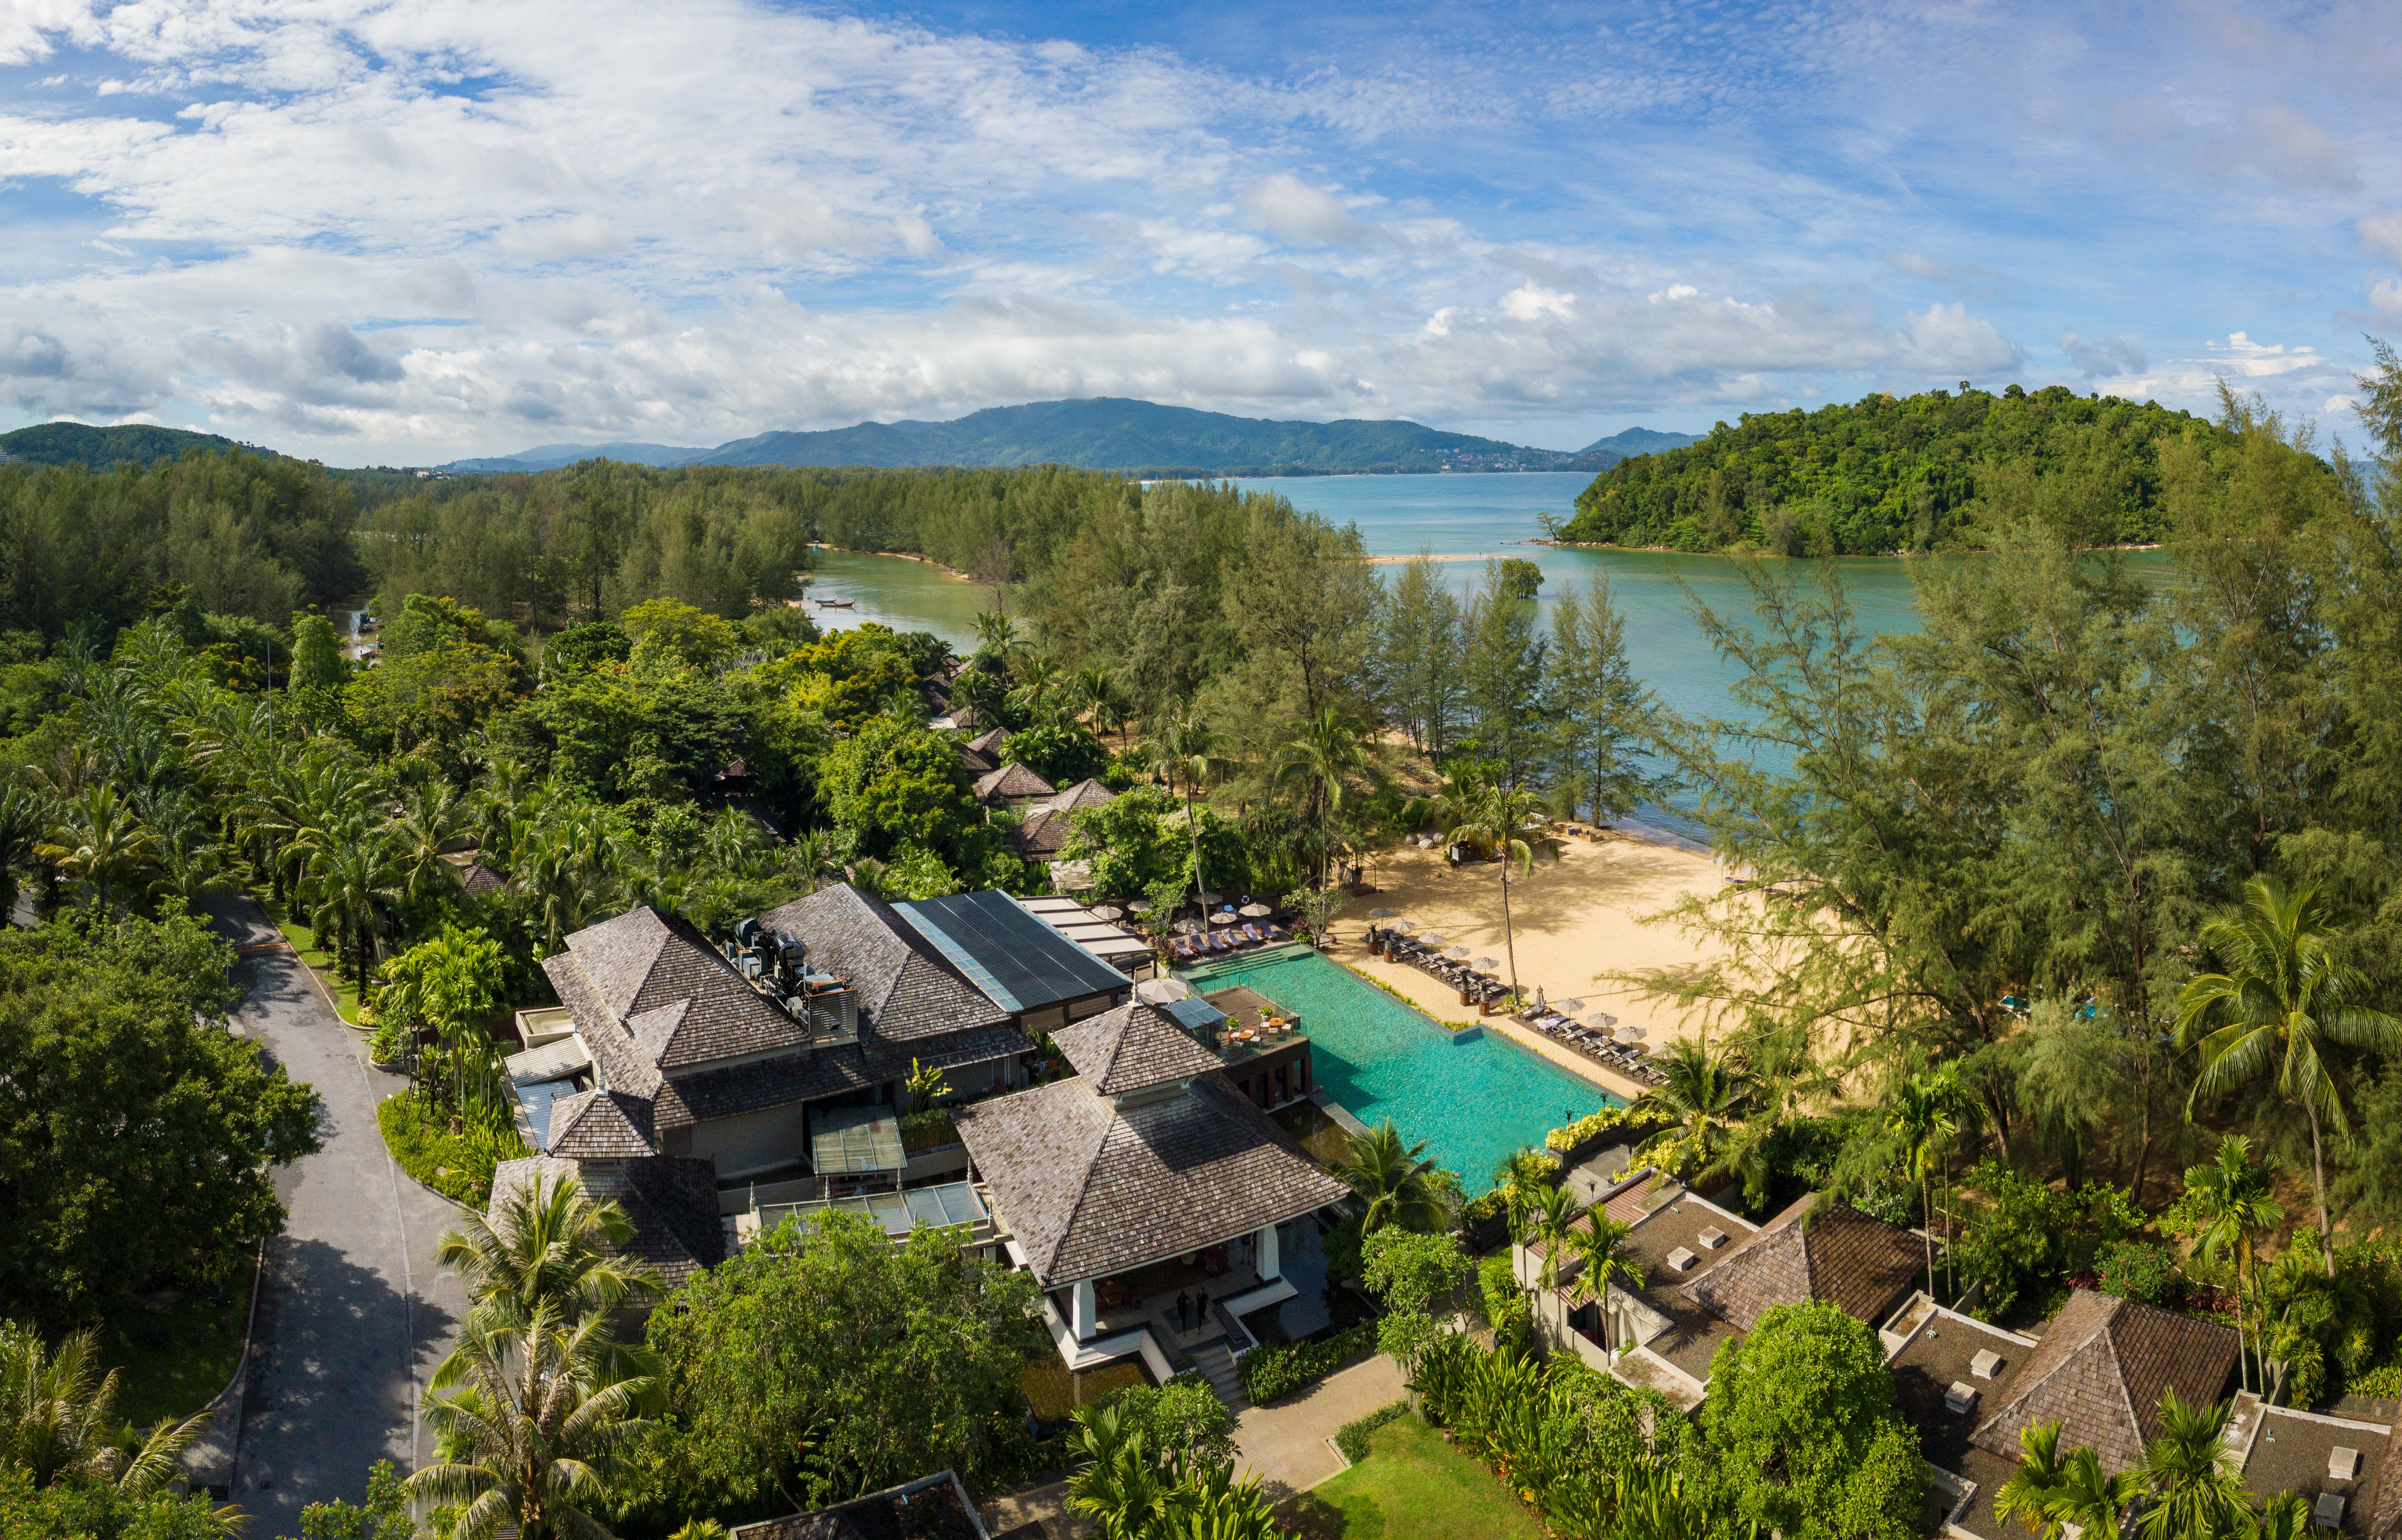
[{"xmin": 1242, "ymin": 923, "xmax": 1267, "ymax": 945}]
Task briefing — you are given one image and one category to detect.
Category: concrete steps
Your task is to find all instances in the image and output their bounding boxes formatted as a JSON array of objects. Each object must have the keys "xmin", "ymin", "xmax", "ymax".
[{"xmin": 1190, "ymin": 1341, "xmax": 1247, "ymax": 1411}]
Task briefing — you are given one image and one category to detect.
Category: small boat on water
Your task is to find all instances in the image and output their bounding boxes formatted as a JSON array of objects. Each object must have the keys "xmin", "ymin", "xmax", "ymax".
[{"xmin": 815, "ymin": 598, "xmax": 855, "ymax": 608}]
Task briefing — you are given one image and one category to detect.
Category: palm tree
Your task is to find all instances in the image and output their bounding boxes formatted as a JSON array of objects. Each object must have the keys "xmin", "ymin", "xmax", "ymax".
[
  {"xmin": 2132, "ymin": 1390, "xmax": 2248, "ymax": 1540},
  {"xmin": 0, "ymin": 1324, "xmax": 220, "ymax": 1511},
  {"xmin": 2177, "ymin": 875, "xmax": 2402, "ymax": 1275},
  {"xmin": 434, "ymin": 1171, "xmax": 663, "ymax": 1344},
  {"xmin": 389, "ymin": 777, "xmax": 472, "ymax": 904},
  {"xmin": 971, "ymin": 609, "xmax": 1018, "ymax": 662},
  {"xmin": 306, "ymin": 820, "xmax": 405, "ymax": 982},
  {"xmin": 1631, "ymin": 1037, "xmax": 1763, "ymax": 1200},
  {"xmin": 2181, "ymin": 1136, "xmax": 2283, "ymax": 1394},
  {"xmin": 1064, "ymin": 1404, "xmax": 1176, "ymax": 1540},
  {"xmin": 780, "ymin": 829, "xmax": 841, "ymax": 893},
  {"xmin": 1492, "ymin": 1147, "xmax": 1554, "ymax": 1248},
  {"xmin": 1271, "ymin": 706, "xmax": 1373, "ymax": 891},
  {"xmin": 41, "ymin": 784, "xmax": 157, "ymax": 913},
  {"xmin": 1333, "ymin": 1121, "xmax": 1451, "ymax": 1234},
  {"xmin": 1143, "ymin": 701, "xmax": 1221, "ymax": 905},
  {"xmin": 1527, "ymin": 1181, "xmax": 1583, "ymax": 1294},
  {"xmin": 1994, "ymin": 1421, "xmax": 2073, "ymax": 1540},
  {"xmin": 0, "ymin": 781, "xmax": 46, "ymax": 921},
  {"xmin": 1444, "ymin": 781, "xmax": 1545, "ymax": 1005},
  {"xmin": 2042, "ymin": 1446, "xmax": 2131, "ymax": 1540},
  {"xmin": 1070, "ymin": 666, "xmax": 1126, "ymax": 745},
  {"xmin": 1886, "ymin": 1069, "xmax": 1960, "ymax": 1301},
  {"xmin": 2254, "ymin": 1491, "xmax": 2318, "ymax": 1540},
  {"xmin": 407, "ymin": 1308, "xmax": 653, "ymax": 1540},
  {"xmin": 1564, "ymin": 1215, "xmax": 1645, "ymax": 1354}
]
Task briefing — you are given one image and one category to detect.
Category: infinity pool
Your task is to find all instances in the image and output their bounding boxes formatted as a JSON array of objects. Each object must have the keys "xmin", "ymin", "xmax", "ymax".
[{"xmin": 1180, "ymin": 947, "xmax": 1619, "ymax": 1194}]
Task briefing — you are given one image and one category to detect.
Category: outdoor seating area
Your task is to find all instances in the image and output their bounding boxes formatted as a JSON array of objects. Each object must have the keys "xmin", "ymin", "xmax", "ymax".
[
  {"xmin": 1525, "ymin": 1010, "xmax": 1668, "ymax": 1086},
  {"xmin": 1365, "ymin": 913, "xmax": 1669, "ymax": 1085},
  {"xmin": 1081, "ymin": 1256, "xmax": 1268, "ymax": 1351},
  {"xmin": 1161, "ymin": 920, "xmax": 1286, "ymax": 962},
  {"xmin": 1365, "ymin": 921, "xmax": 1511, "ymax": 1009}
]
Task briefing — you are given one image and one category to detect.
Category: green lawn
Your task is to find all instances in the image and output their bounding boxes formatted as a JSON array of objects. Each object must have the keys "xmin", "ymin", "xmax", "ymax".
[
  {"xmin": 1282, "ymin": 1416, "xmax": 1545, "ymax": 1540},
  {"xmin": 273, "ymin": 917, "xmax": 366, "ymax": 1024},
  {"xmin": 96, "ymin": 1253, "xmax": 256, "ymax": 1428}
]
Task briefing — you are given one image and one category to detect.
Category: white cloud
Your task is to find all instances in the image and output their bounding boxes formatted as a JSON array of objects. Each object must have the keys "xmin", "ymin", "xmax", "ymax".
[
  {"xmin": 1501, "ymin": 285, "xmax": 1576, "ymax": 322},
  {"xmin": 1238, "ymin": 174, "xmax": 1371, "ymax": 247},
  {"xmin": 2359, "ymin": 211, "xmax": 2402, "ymax": 265},
  {"xmin": 1894, "ymin": 304, "xmax": 2020, "ymax": 375}
]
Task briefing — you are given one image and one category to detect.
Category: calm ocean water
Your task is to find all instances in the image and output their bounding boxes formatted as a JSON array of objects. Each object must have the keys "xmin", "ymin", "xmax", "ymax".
[{"xmin": 803, "ymin": 473, "xmax": 2153, "ymax": 848}]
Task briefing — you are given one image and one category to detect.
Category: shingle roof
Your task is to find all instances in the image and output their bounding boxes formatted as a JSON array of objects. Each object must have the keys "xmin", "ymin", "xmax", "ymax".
[
  {"xmin": 544, "ymin": 1089, "xmax": 658, "ymax": 1159},
  {"xmin": 2364, "ymin": 1416, "xmax": 2402, "ymax": 1538},
  {"xmin": 1008, "ymin": 806, "xmax": 1073, "ymax": 858},
  {"xmin": 489, "ymin": 1153, "xmax": 725, "ymax": 1287},
  {"xmin": 973, "ymin": 762, "xmax": 1055, "ymax": 804},
  {"xmin": 956, "ymin": 1072, "xmax": 1349, "ymax": 1286},
  {"xmin": 966, "ymin": 727, "xmax": 1009, "ymax": 759},
  {"xmin": 758, "ymin": 884, "xmax": 1011, "ymax": 1041},
  {"xmin": 1046, "ymin": 778, "xmax": 1116, "ymax": 814},
  {"xmin": 1681, "ymin": 1196, "xmax": 1924, "ymax": 1332},
  {"xmin": 1969, "ymin": 1289, "xmax": 2242, "ymax": 1473},
  {"xmin": 559, "ymin": 906, "xmax": 810, "ymax": 1069},
  {"xmin": 1052, "ymin": 1000, "xmax": 1224, "ymax": 1094}
]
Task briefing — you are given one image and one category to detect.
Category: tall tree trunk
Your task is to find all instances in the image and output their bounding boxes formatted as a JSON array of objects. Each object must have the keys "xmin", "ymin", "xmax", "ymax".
[
  {"xmin": 2309, "ymin": 1108, "xmax": 2335, "ymax": 1278},
  {"xmin": 1501, "ymin": 868, "xmax": 1519, "ymax": 1003}
]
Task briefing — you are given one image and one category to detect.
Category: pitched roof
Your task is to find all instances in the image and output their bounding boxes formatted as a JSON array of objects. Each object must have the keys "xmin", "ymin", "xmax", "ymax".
[
  {"xmin": 544, "ymin": 1089, "xmax": 657, "ymax": 1159},
  {"xmin": 973, "ymin": 762, "xmax": 1055, "ymax": 804},
  {"xmin": 1969, "ymin": 1289, "xmax": 2242, "ymax": 1473},
  {"xmin": 730, "ymin": 1470, "xmax": 988, "ymax": 1540},
  {"xmin": 558, "ymin": 906, "xmax": 810, "ymax": 1070},
  {"xmin": 966, "ymin": 726, "xmax": 1009, "ymax": 759},
  {"xmin": 1681, "ymin": 1196, "xmax": 1924, "ymax": 1332},
  {"xmin": 758, "ymin": 884, "xmax": 1011, "ymax": 1041},
  {"xmin": 1008, "ymin": 806, "xmax": 1073, "ymax": 858},
  {"xmin": 956, "ymin": 1072, "xmax": 1349, "ymax": 1286},
  {"xmin": 1052, "ymin": 1000, "xmax": 1224, "ymax": 1094},
  {"xmin": 1045, "ymin": 778, "xmax": 1116, "ymax": 814},
  {"xmin": 489, "ymin": 1153, "xmax": 725, "ymax": 1287}
]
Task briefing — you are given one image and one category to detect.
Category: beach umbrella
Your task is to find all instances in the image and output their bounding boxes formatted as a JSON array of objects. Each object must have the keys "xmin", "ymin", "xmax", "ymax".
[
  {"xmin": 1616, "ymin": 1021, "xmax": 1643, "ymax": 1039},
  {"xmin": 1585, "ymin": 1015, "xmax": 1616, "ymax": 1035},
  {"xmin": 1370, "ymin": 906, "xmax": 1397, "ymax": 918},
  {"xmin": 1240, "ymin": 902, "xmax": 1272, "ymax": 918},
  {"xmin": 1390, "ymin": 920, "xmax": 1418, "ymax": 934},
  {"xmin": 1090, "ymin": 905, "xmax": 1123, "ymax": 921},
  {"xmin": 1174, "ymin": 918, "xmax": 1204, "ymax": 935},
  {"xmin": 1553, "ymin": 997, "xmax": 1585, "ymax": 1012},
  {"xmin": 1212, "ymin": 909, "xmax": 1238, "ymax": 924},
  {"xmin": 1137, "ymin": 977, "xmax": 1192, "ymax": 1003},
  {"xmin": 1445, "ymin": 946, "xmax": 1470, "ymax": 959},
  {"xmin": 1420, "ymin": 931, "xmax": 1447, "ymax": 946},
  {"xmin": 1474, "ymin": 957, "xmax": 1498, "ymax": 971}
]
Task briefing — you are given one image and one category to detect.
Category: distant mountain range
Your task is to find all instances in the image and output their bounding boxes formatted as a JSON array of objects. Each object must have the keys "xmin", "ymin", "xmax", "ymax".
[
  {"xmin": 441, "ymin": 399, "xmax": 1694, "ymax": 477},
  {"xmin": 0, "ymin": 422, "xmax": 251, "ymax": 468}
]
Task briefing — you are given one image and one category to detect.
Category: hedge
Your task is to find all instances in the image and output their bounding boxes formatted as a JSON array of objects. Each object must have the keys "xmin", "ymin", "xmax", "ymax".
[
  {"xmin": 1334, "ymin": 1400, "xmax": 1412, "ymax": 1463},
  {"xmin": 1236, "ymin": 1321, "xmax": 1376, "ymax": 1404},
  {"xmin": 1545, "ymin": 1103, "xmax": 1634, "ymax": 1153},
  {"xmin": 376, "ymin": 1093, "xmax": 529, "ymax": 1207}
]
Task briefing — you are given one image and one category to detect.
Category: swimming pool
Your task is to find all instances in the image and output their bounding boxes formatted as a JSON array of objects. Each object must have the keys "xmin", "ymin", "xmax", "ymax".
[{"xmin": 1180, "ymin": 947, "xmax": 1620, "ymax": 1195}]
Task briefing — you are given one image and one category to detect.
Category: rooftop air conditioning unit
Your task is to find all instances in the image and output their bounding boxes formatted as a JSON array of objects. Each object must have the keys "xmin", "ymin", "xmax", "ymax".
[
  {"xmin": 1970, "ymin": 1349, "xmax": 2004, "ymax": 1380},
  {"xmin": 1696, "ymin": 1226, "xmax": 1728, "ymax": 1250},
  {"xmin": 1665, "ymin": 1247, "xmax": 1698, "ymax": 1272},
  {"xmin": 1944, "ymin": 1381, "xmax": 1980, "ymax": 1415}
]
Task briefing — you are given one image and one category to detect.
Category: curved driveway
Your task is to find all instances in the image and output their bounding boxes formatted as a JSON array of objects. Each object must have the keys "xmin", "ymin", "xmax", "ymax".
[{"xmin": 210, "ymin": 897, "xmax": 466, "ymax": 1537}]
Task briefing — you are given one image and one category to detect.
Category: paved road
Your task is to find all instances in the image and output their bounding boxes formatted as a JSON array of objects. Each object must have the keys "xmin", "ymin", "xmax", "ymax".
[{"xmin": 208, "ymin": 897, "xmax": 466, "ymax": 1536}]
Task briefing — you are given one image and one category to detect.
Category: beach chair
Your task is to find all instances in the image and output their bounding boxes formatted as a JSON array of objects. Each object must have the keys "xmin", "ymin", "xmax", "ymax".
[
  {"xmin": 1242, "ymin": 923, "xmax": 1267, "ymax": 945},
  {"xmin": 1267, "ymin": 924, "xmax": 1289, "ymax": 940}
]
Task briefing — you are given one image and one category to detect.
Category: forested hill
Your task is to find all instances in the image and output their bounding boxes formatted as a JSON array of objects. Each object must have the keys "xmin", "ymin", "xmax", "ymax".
[
  {"xmin": 0, "ymin": 421, "xmax": 249, "ymax": 468},
  {"xmin": 1557, "ymin": 384, "xmax": 2230, "ymax": 555},
  {"xmin": 448, "ymin": 399, "xmax": 1695, "ymax": 476}
]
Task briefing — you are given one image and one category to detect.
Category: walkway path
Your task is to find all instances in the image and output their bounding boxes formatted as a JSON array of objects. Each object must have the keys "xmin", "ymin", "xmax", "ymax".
[
  {"xmin": 1234, "ymin": 1352, "xmax": 1408, "ymax": 1499},
  {"xmin": 207, "ymin": 897, "xmax": 467, "ymax": 1537}
]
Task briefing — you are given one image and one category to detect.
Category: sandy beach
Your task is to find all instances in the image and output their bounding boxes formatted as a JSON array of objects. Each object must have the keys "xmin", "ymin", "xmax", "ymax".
[{"xmin": 1321, "ymin": 835, "xmax": 1740, "ymax": 1102}]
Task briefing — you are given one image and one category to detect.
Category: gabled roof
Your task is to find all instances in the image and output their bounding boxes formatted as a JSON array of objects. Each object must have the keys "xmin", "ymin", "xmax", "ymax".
[
  {"xmin": 758, "ymin": 884, "xmax": 1011, "ymax": 1041},
  {"xmin": 1681, "ymin": 1196, "xmax": 1923, "ymax": 1333},
  {"xmin": 1969, "ymin": 1289, "xmax": 2242, "ymax": 1473},
  {"xmin": 973, "ymin": 762, "xmax": 1055, "ymax": 804},
  {"xmin": 1045, "ymin": 778, "xmax": 1116, "ymax": 815},
  {"xmin": 544, "ymin": 1088, "xmax": 657, "ymax": 1159},
  {"xmin": 558, "ymin": 906, "xmax": 810, "ymax": 1070},
  {"xmin": 1052, "ymin": 1000, "xmax": 1224, "ymax": 1094},
  {"xmin": 965, "ymin": 726, "xmax": 1009, "ymax": 759},
  {"xmin": 956, "ymin": 1072, "xmax": 1348, "ymax": 1286},
  {"xmin": 489, "ymin": 1154, "xmax": 724, "ymax": 1287}
]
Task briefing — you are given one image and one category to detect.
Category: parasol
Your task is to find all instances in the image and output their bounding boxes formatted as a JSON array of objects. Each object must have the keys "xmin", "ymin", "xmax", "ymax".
[
  {"xmin": 1370, "ymin": 906, "xmax": 1397, "ymax": 918},
  {"xmin": 1445, "ymin": 946, "xmax": 1470, "ymax": 959},
  {"xmin": 1420, "ymin": 931, "xmax": 1447, "ymax": 947},
  {"xmin": 1136, "ymin": 977, "xmax": 1193, "ymax": 1003},
  {"xmin": 1240, "ymin": 902, "xmax": 1272, "ymax": 918},
  {"xmin": 1552, "ymin": 998, "xmax": 1585, "ymax": 1012},
  {"xmin": 1474, "ymin": 957, "xmax": 1499, "ymax": 971},
  {"xmin": 1090, "ymin": 905, "xmax": 1123, "ymax": 921},
  {"xmin": 1390, "ymin": 920, "xmax": 1418, "ymax": 935}
]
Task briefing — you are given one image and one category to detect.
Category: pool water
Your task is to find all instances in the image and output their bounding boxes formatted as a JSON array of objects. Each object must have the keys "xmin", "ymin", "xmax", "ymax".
[{"xmin": 1181, "ymin": 948, "xmax": 1619, "ymax": 1194}]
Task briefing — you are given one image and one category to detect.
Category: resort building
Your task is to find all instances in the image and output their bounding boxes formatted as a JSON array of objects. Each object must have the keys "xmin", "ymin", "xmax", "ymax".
[
  {"xmin": 972, "ymin": 761, "xmax": 1056, "ymax": 808},
  {"xmin": 499, "ymin": 883, "xmax": 1138, "ymax": 1277},
  {"xmin": 956, "ymin": 997, "xmax": 1350, "ymax": 1389},
  {"xmin": 1007, "ymin": 777, "xmax": 1116, "ymax": 865},
  {"xmin": 953, "ymin": 725, "xmax": 1011, "ymax": 775}
]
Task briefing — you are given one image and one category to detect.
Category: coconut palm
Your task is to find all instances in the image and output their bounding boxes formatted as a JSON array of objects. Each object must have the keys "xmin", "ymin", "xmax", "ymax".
[
  {"xmin": 1492, "ymin": 1147, "xmax": 1555, "ymax": 1247},
  {"xmin": 306, "ymin": 818, "xmax": 406, "ymax": 982},
  {"xmin": 1631, "ymin": 1037, "xmax": 1763, "ymax": 1200},
  {"xmin": 2132, "ymin": 1390, "xmax": 2248, "ymax": 1540},
  {"xmin": 1334, "ymin": 1121, "xmax": 1451, "ymax": 1234},
  {"xmin": 390, "ymin": 777, "xmax": 472, "ymax": 904},
  {"xmin": 41, "ymin": 783, "xmax": 158, "ymax": 913},
  {"xmin": 1564, "ymin": 1215, "xmax": 1645, "ymax": 1354},
  {"xmin": 1994, "ymin": 1421, "xmax": 2074, "ymax": 1540},
  {"xmin": 1526, "ymin": 1181, "xmax": 1583, "ymax": 1295},
  {"xmin": 1443, "ymin": 781, "xmax": 1546, "ymax": 1005},
  {"xmin": 0, "ymin": 1323, "xmax": 220, "ymax": 1510},
  {"xmin": 2177, "ymin": 875, "xmax": 2402, "ymax": 1275},
  {"xmin": 407, "ymin": 1308, "xmax": 653, "ymax": 1540},
  {"xmin": 434, "ymin": 1172, "xmax": 663, "ymax": 1346},
  {"xmin": 2181, "ymin": 1136, "xmax": 2283, "ymax": 1394},
  {"xmin": 1271, "ymin": 706, "xmax": 1374, "ymax": 891},
  {"xmin": 780, "ymin": 828, "xmax": 841, "ymax": 893},
  {"xmin": 1148, "ymin": 705, "xmax": 1224, "ymax": 904},
  {"xmin": 1070, "ymin": 665, "xmax": 1128, "ymax": 746}
]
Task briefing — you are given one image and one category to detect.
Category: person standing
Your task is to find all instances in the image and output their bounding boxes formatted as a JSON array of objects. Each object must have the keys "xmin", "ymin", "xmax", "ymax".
[
  {"xmin": 1176, "ymin": 1291, "xmax": 1192, "ymax": 1332},
  {"xmin": 1195, "ymin": 1287, "xmax": 1211, "ymax": 1328}
]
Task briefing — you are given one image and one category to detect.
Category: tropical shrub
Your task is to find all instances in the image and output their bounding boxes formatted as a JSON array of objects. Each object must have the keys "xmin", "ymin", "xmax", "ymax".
[
  {"xmin": 1545, "ymin": 1103, "xmax": 1631, "ymax": 1153},
  {"xmin": 1480, "ymin": 1253, "xmax": 1530, "ymax": 1353},
  {"xmin": 1334, "ymin": 1401, "xmax": 1410, "ymax": 1464},
  {"xmin": 1954, "ymin": 1160, "xmax": 2141, "ymax": 1321},
  {"xmin": 375, "ymin": 1093, "xmax": 528, "ymax": 1207},
  {"xmin": 2091, "ymin": 1240, "xmax": 2184, "ymax": 1307},
  {"xmin": 1235, "ymin": 1322, "xmax": 1375, "ymax": 1404},
  {"xmin": 1701, "ymin": 1302, "xmax": 1923, "ymax": 1540}
]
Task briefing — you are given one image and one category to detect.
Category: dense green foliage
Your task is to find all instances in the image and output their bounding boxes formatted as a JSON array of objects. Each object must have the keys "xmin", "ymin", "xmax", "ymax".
[
  {"xmin": 0, "ymin": 1468, "xmax": 232, "ymax": 1539},
  {"xmin": 623, "ymin": 1210, "xmax": 1047, "ymax": 1528},
  {"xmin": 1560, "ymin": 383, "xmax": 2227, "ymax": 553},
  {"xmin": 0, "ymin": 916, "xmax": 322, "ymax": 1325},
  {"xmin": 0, "ymin": 422, "xmax": 248, "ymax": 470},
  {"xmin": 1700, "ymin": 1303, "xmax": 1923, "ymax": 1540}
]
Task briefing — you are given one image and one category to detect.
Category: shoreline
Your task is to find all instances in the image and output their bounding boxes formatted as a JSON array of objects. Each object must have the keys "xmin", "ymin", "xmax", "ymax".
[
  {"xmin": 1529, "ymin": 537, "xmax": 2169, "ymax": 558},
  {"xmin": 810, "ymin": 543, "xmax": 979, "ymax": 582}
]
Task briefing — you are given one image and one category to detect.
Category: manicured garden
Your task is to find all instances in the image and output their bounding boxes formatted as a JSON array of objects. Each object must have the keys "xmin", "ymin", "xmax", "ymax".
[{"xmin": 1285, "ymin": 1414, "xmax": 1544, "ymax": 1540}]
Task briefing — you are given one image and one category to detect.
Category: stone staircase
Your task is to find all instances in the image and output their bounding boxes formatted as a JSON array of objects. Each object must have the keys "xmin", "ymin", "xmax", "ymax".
[{"xmin": 1190, "ymin": 1341, "xmax": 1247, "ymax": 1411}]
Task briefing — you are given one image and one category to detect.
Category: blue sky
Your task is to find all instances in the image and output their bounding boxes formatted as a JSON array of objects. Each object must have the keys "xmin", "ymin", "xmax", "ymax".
[{"xmin": 0, "ymin": 0, "xmax": 2396, "ymax": 464}]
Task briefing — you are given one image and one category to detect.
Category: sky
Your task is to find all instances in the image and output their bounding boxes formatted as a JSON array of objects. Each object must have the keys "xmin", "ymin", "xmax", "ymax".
[{"xmin": 0, "ymin": 0, "xmax": 2398, "ymax": 466}]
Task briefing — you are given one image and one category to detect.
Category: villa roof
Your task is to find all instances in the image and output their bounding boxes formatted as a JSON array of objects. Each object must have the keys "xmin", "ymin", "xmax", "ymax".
[
  {"xmin": 956, "ymin": 1071, "xmax": 1348, "ymax": 1287},
  {"xmin": 973, "ymin": 762, "xmax": 1055, "ymax": 804},
  {"xmin": 1046, "ymin": 778, "xmax": 1116, "ymax": 814},
  {"xmin": 1052, "ymin": 1000, "xmax": 1223, "ymax": 1095},
  {"xmin": 966, "ymin": 726, "xmax": 1009, "ymax": 759},
  {"xmin": 1969, "ymin": 1289, "xmax": 2241, "ymax": 1473},
  {"xmin": 489, "ymin": 1153, "xmax": 724, "ymax": 1287},
  {"xmin": 1008, "ymin": 806, "xmax": 1075, "ymax": 859},
  {"xmin": 1681, "ymin": 1196, "xmax": 1924, "ymax": 1333},
  {"xmin": 758, "ymin": 884, "xmax": 1010, "ymax": 1042},
  {"xmin": 730, "ymin": 1470, "xmax": 989, "ymax": 1540},
  {"xmin": 554, "ymin": 906, "xmax": 810, "ymax": 1071},
  {"xmin": 544, "ymin": 1088, "xmax": 657, "ymax": 1159}
]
